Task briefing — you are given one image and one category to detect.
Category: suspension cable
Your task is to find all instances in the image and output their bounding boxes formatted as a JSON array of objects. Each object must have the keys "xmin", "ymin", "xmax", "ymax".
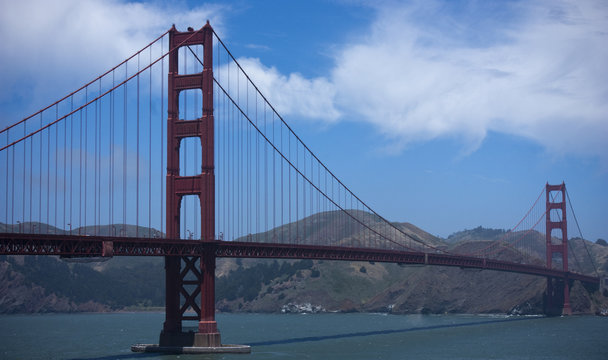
[
  {"xmin": 210, "ymin": 30, "xmax": 445, "ymax": 253},
  {"xmin": 0, "ymin": 30, "xmax": 170, "ymax": 136},
  {"xmin": 470, "ymin": 184, "xmax": 545, "ymax": 257},
  {"xmin": 566, "ymin": 188, "xmax": 599, "ymax": 276},
  {"xmin": 1, "ymin": 27, "xmax": 206, "ymax": 152},
  {"xmin": 214, "ymin": 77, "xmax": 415, "ymax": 251}
]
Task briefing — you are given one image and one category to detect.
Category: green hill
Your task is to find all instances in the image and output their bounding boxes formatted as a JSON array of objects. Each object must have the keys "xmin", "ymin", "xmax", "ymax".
[{"xmin": 1, "ymin": 214, "xmax": 606, "ymax": 315}]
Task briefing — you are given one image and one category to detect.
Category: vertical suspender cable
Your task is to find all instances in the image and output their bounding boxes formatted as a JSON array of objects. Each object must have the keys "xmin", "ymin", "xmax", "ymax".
[
  {"xmin": 252, "ymin": 92, "xmax": 262, "ymax": 233},
  {"xmin": 265, "ymin": 101, "xmax": 268, "ymax": 241},
  {"xmin": 288, "ymin": 125, "xmax": 291, "ymax": 242},
  {"xmin": 194, "ymin": 47, "xmax": 198, "ymax": 238},
  {"xmin": 247, "ymin": 81, "xmax": 250, "ymax": 238},
  {"xmin": 303, "ymin": 143, "xmax": 306, "ymax": 242},
  {"xmin": 23, "ymin": 122, "xmax": 27, "ymax": 230},
  {"xmin": 226, "ymin": 51, "xmax": 231, "ymax": 240},
  {"xmin": 95, "ymin": 80, "xmax": 100, "ymax": 235},
  {"xmin": 110, "ymin": 71, "xmax": 114, "ymax": 234},
  {"xmin": 237, "ymin": 71, "xmax": 241, "ymax": 239},
  {"xmin": 10, "ymin": 129, "xmax": 14, "ymax": 231},
  {"xmin": 312, "ymin": 155, "xmax": 315, "ymax": 244},
  {"xmin": 40, "ymin": 114, "xmax": 43, "ymax": 233},
  {"xmin": 325, "ymin": 170, "xmax": 328, "ymax": 243},
  {"xmin": 29, "ymin": 120, "xmax": 33, "ymax": 229},
  {"xmin": 296, "ymin": 141, "xmax": 299, "ymax": 242},
  {"xmin": 255, "ymin": 90, "xmax": 259, "ymax": 237},
  {"xmin": 220, "ymin": 57, "xmax": 223, "ymax": 238},
  {"xmin": 63, "ymin": 98, "xmax": 67, "ymax": 231},
  {"xmin": 281, "ymin": 116, "xmax": 284, "ymax": 241},
  {"xmin": 230, "ymin": 60, "xmax": 234, "ymax": 239},
  {"xmin": 78, "ymin": 108, "xmax": 82, "ymax": 233},
  {"xmin": 272, "ymin": 110, "xmax": 277, "ymax": 241},
  {"xmin": 100, "ymin": 82, "xmax": 105, "ymax": 234},
  {"xmin": 232, "ymin": 62, "xmax": 236, "ymax": 240},
  {"xmin": 219, "ymin": 41, "xmax": 226, "ymax": 239},
  {"xmin": 182, "ymin": 47, "xmax": 186, "ymax": 239},
  {"xmin": 136, "ymin": 53, "xmax": 140, "ymax": 238},
  {"xmin": 149, "ymin": 45, "xmax": 152, "ymax": 237},
  {"xmin": 272, "ymin": 110, "xmax": 276, "ymax": 241},
  {"xmin": 55, "ymin": 104, "xmax": 59, "ymax": 231},
  {"xmin": 256, "ymin": 91, "xmax": 259, "ymax": 237},
  {"xmin": 93, "ymin": 84, "xmax": 97, "ymax": 234},
  {"xmin": 4, "ymin": 130, "xmax": 8, "ymax": 229},
  {"xmin": 246, "ymin": 79, "xmax": 250, "ymax": 238},
  {"xmin": 69, "ymin": 96, "xmax": 73, "ymax": 233},
  {"xmin": 84, "ymin": 88, "xmax": 88, "ymax": 233},
  {"xmin": 224, "ymin": 52, "xmax": 228, "ymax": 239},
  {"xmin": 123, "ymin": 62, "xmax": 127, "ymax": 234},
  {"xmin": 223, "ymin": 46, "xmax": 227, "ymax": 239},
  {"xmin": 161, "ymin": 37, "xmax": 165, "ymax": 237},
  {"xmin": 316, "ymin": 162, "xmax": 319, "ymax": 245}
]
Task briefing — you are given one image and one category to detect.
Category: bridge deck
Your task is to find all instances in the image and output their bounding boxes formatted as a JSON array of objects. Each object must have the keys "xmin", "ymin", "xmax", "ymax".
[{"xmin": 0, "ymin": 233, "xmax": 598, "ymax": 285}]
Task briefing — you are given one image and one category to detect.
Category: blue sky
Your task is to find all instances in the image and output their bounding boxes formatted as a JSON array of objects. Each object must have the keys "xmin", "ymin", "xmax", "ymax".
[{"xmin": 1, "ymin": 0, "xmax": 607, "ymax": 241}]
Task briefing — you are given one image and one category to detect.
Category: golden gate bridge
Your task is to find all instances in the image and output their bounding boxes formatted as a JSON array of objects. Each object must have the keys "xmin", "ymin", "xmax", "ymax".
[{"xmin": 0, "ymin": 22, "xmax": 600, "ymax": 353}]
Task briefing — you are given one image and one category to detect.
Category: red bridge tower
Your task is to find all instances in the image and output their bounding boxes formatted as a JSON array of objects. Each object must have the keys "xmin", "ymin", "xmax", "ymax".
[
  {"xmin": 545, "ymin": 182, "xmax": 572, "ymax": 316},
  {"xmin": 160, "ymin": 22, "xmax": 220, "ymax": 347}
]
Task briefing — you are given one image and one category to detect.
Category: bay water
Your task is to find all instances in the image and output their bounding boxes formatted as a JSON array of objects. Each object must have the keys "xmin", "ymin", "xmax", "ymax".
[{"xmin": 1, "ymin": 312, "xmax": 606, "ymax": 359}]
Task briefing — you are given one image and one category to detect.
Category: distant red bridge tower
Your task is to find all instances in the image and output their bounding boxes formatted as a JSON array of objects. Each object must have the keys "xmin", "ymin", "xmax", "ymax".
[{"xmin": 545, "ymin": 182, "xmax": 572, "ymax": 315}]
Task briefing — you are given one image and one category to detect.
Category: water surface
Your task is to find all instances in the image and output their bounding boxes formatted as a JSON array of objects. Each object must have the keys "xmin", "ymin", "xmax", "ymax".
[{"xmin": 1, "ymin": 312, "xmax": 606, "ymax": 359}]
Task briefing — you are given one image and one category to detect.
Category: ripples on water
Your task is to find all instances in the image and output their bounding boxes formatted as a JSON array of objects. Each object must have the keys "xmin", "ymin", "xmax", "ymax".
[{"xmin": 0, "ymin": 312, "xmax": 606, "ymax": 359}]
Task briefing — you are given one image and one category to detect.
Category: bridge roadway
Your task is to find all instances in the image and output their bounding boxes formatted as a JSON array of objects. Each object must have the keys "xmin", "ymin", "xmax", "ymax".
[{"xmin": 0, "ymin": 233, "xmax": 599, "ymax": 285}]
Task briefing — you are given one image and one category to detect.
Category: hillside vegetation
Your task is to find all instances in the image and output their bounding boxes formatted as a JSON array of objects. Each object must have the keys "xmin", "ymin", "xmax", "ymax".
[{"xmin": 1, "ymin": 214, "xmax": 606, "ymax": 315}]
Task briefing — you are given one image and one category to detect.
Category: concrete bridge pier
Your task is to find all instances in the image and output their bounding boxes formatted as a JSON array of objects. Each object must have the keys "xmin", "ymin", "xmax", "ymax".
[{"xmin": 544, "ymin": 277, "xmax": 572, "ymax": 316}]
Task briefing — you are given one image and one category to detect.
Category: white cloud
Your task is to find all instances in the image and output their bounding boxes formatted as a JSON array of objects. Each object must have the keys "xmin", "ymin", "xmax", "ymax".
[
  {"xmin": 0, "ymin": 0, "xmax": 340, "ymax": 126},
  {"xmin": 223, "ymin": 57, "xmax": 340, "ymax": 122},
  {"xmin": 2, "ymin": 0, "xmax": 606, "ymax": 161},
  {"xmin": 0, "ymin": 0, "xmax": 221, "ymax": 119},
  {"xmin": 330, "ymin": 0, "xmax": 608, "ymax": 158}
]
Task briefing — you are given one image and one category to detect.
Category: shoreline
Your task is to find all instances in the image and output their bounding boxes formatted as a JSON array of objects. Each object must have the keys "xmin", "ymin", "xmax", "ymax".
[{"xmin": 1, "ymin": 308, "xmax": 602, "ymax": 316}]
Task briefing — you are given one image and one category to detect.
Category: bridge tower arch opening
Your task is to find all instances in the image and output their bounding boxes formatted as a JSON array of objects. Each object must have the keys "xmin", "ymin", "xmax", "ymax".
[{"xmin": 545, "ymin": 182, "xmax": 572, "ymax": 316}]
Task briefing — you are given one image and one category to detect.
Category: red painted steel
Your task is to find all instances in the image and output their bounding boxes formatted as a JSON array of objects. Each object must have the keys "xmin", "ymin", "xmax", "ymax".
[
  {"xmin": 163, "ymin": 21, "xmax": 218, "ymax": 344},
  {"xmin": 0, "ymin": 233, "xmax": 599, "ymax": 286},
  {"xmin": 545, "ymin": 182, "xmax": 572, "ymax": 315}
]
